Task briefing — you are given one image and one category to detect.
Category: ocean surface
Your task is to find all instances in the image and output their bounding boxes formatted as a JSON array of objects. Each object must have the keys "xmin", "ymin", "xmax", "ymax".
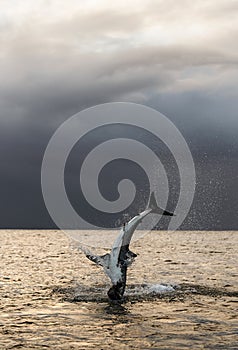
[{"xmin": 0, "ymin": 230, "xmax": 237, "ymax": 349}]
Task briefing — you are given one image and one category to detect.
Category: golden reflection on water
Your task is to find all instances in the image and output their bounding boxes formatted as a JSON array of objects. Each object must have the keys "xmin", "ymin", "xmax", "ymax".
[{"xmin": 0, "ymin": 230, "xmax": 237, "ymax": 349}]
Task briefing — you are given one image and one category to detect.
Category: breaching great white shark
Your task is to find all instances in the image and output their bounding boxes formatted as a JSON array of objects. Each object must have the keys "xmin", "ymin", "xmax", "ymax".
[{"xmin": 77, "ymin": 192, "xmax": 175, "ymax": 301}]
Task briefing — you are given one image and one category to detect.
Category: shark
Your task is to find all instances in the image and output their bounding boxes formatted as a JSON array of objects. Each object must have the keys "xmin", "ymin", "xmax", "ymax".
[{"xmin": 78, "ymin": 192, "xmax": 175, "ymax": 301}]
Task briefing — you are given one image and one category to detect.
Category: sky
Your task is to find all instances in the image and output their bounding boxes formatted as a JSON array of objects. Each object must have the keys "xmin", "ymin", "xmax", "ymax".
[{"xmin": 0, "ymin": 0, "xmax": 238, "ymax": 229}]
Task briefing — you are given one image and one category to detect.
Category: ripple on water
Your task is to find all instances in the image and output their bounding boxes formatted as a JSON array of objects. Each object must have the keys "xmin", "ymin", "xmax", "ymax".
[
  {"xmin": 1, "ymin": 230, "xmax": 238, "ymax": 349},
  {"xmin": 52, "ymin": 282, "xmax": 238, "ymax": 304}
]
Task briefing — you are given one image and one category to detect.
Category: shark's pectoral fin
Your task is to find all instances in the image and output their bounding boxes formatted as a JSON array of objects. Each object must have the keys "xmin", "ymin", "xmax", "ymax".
[
  {"xmin": 99, "ymin": 253, "xmax": 110, "ymax": 267},
  {"xmin": 127, "ymin": 250, "xmax": 137, "ymax": 258},
  {"xmin": 124, "ymin": 250, "xmax": 137, "ymax": 266},
  {"xmin": 86, "ymin": 253, "xmax": 110, "ymax": 267},
  {"xmin": 86, "ymin": 254, "xmax": 102, "ymax": 265}
]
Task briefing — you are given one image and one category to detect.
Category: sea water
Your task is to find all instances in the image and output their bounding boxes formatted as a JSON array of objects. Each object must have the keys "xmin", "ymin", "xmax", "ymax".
[{"xmin": 0, "ymin": 230, "xmax": 237, "ymax": 349}]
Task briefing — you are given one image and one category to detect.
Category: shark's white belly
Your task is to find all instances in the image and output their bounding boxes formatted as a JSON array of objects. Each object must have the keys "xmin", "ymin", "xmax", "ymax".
[
  {"xmin": 103, "ymin": 251, "xmax": 122, "ymax": 285},
  {"xmin": 104, "ymin": 265, "xmax": 122, "ymax": 284}
]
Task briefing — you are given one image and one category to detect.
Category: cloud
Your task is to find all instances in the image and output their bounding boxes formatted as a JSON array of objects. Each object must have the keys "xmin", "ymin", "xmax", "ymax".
[
  {"xmin": 0, "ymin": 0, "xmax": 238, "ymax": 228},
  {"xmin": 0, "ymin": 0, "xmax": 237, "ymax": 134}
]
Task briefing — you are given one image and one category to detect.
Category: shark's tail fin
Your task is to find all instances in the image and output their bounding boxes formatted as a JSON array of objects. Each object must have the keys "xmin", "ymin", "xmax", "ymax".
[{"xmin": 148, "ymin": 192, "xmax": 175, "ymax": 216}]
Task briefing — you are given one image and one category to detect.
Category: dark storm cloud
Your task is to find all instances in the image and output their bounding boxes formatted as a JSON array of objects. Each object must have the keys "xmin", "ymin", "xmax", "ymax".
[
  {"xmin": 0, "ymin": 0, "xmax": 238, "ymax": 228},
  {"xmin": 1, "ymin": 0, "xmax": 238, "ymax": 128},
  {"xmin": 1, "ymin": 41, "xmax": 237, "ymax": 129}
]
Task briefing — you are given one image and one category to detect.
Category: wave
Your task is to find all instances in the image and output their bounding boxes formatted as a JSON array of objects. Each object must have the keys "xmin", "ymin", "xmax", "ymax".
[{"xmin": 52, "ymin": 283, "xmax": 238, "ymax": 303}]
